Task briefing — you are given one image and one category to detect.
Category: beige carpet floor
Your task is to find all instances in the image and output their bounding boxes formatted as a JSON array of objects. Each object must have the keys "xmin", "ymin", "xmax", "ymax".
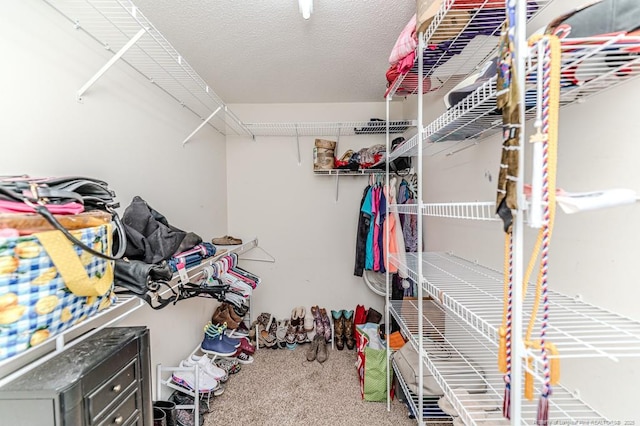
[{"xmin": 202, "ymin": 343, "xmax": 417, "ymax": 426}]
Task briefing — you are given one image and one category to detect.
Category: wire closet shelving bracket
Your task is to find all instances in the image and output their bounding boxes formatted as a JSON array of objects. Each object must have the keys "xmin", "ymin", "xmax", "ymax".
[{"xmin": 42, "ymin": 0, "xmax": 255, "ymax": 144}]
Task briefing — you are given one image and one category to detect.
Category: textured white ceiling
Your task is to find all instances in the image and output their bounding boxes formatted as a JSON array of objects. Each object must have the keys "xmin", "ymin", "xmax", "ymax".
[{"xmin": 132, "ymin": 0, "xmax": 415, "ymax": 104}]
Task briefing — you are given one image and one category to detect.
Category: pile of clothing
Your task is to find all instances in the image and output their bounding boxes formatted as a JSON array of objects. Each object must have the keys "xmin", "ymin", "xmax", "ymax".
[{"xmin": 334, "ymin": 144, "xmax": 386, "ymax": 171}]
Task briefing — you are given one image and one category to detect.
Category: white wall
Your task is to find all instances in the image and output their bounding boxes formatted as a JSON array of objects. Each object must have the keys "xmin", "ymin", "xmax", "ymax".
[
  {"xmin": 1, "ymin": 0, "xmax": 229, "ymax": 395},
  {"xmin": 403, "ymin": 0, "xmax": 640, "ymax": 421},
  {"xmin": 226, "ymin": 102, "xmax": 404, "ymax": 321}
]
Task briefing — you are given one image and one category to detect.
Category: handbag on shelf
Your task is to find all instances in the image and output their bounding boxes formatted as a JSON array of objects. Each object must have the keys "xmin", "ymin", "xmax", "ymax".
[
  {"xmin": 0, "ymin": 175, "xmax": 126, "ymax": 260},
  {"xmin": 0, "ymin": 175, "xmax": 127, "ymax": 361},
  {"xmin": 113, "ymin": 259, "xmax": 177, "ymax": 310}
]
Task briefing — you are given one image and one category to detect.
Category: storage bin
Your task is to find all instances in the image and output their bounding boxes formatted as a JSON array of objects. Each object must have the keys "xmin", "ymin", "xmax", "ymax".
[{"xmin": 313, "ymin": 139, "xmax": 336, "ymax": 170}]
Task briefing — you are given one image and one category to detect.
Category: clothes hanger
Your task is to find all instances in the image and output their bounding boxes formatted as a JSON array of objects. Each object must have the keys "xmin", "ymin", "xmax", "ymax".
[{"xmin": 238, "ymin": 244, "xmax": 276, "ymax": 263}]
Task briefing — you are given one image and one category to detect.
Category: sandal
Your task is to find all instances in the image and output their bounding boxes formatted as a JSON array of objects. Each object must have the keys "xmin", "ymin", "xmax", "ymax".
[{"xmin": 211, "ymin": 235, "xmax": 243, "ymax": 245}]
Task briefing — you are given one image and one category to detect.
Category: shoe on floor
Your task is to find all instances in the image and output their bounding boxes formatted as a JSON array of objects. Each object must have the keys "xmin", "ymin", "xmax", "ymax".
[
  {"xmin": 319, "ymin": 307, "xmax": 332, "ymax": 343},
  {"xmin": 285, "ymin": 322, "xmax": 297, "ymax": 350},
  {"xmin": 226, "ymin": 349, "xmax": 254, "ymax": 364},
  {"xmin": 303, "ymin": 308, "xmax": 315, "ymax": 337},
  {"xmin": 316, "ymin": 335, "xmax": 328, "ymax": 363},
  {"xmin": 215, "ymin": 358, "xmax": 241, "ymax": 375},
  {"xmin": 200, "ymin": 332, "xmax": 238, "ymax": 357},
  {"xmin": 172, "ymin": 362, "xmax": 219, "ymax": 392},
  {"xmin": 276, "ymin": 319, "xmax": 289, "ymax": 349},
  {"xmin": 306, "ymin": 334, "xmax": 321, "ymax": 362},
  {"xmin": 211, "ymin": 235, "xmax": 243, "ymax": 245},
  {"xmin": 205, "ymin": 323, "xmax": 241, "ymax": 348},
  {"xmin": 175, "ymin": 408, "xmax": 204, "ymax": 426},
  {"xmin": 184, "ymin": 354, "xmax": 228, "ymax": 383}
]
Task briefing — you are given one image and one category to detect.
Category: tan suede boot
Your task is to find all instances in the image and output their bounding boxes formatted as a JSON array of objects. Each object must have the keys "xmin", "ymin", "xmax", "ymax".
[{"xmin": 316, "ymin": 336, "xmax": 328, "ymax": 363}]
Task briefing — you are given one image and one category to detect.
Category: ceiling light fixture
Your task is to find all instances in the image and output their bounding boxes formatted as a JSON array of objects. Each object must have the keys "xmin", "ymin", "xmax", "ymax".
[{"xmin": 299, "ymin": 0, "xmax": 313, "ymax": 20}]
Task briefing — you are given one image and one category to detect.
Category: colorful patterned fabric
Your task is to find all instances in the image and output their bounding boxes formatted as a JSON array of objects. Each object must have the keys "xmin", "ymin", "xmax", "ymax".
[{"xmin": 0, "ymin": 224, "xmax": 116, "ymax": 361}]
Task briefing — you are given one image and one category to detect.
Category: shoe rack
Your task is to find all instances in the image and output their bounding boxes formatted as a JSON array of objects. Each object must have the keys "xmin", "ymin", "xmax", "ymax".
[
  {"xmin": 156, "ymin": 363, "xmax": 211, "ymax": 426},
  {"xmin": 383, "ymin": 1, "xmax": 640, "ymax": 425}
]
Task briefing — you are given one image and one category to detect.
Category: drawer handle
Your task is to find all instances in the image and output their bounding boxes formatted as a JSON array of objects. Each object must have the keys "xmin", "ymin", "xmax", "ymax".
[
  {"xmin": 114, "ymin": 415, "xmax": 124, "ymax": 425},
  {"xmin": 112, "ymin": 384, "xmax": 122, "ymax": 393}
]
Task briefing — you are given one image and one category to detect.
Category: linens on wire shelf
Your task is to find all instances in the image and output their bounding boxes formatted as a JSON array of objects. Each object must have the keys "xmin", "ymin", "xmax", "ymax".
[{"xmin": 386, "ymin": 2, "xmax": 541, "ymax": 95}]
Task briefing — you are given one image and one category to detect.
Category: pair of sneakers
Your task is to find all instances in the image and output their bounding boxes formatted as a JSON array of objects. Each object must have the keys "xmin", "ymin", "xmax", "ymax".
[
  {"xmin": 171, "ymin": 360, "xmax": 224, "ymax": 396},
  {"xmin": 201, "ymin": 323, "xmax": 240, "ymax": 356},
  {"xmin": 202, "ymin": 322, "xmax": 255, "ymax": 364}
]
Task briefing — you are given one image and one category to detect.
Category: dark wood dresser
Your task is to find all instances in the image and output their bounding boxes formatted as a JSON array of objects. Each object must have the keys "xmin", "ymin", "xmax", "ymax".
[{"xmin": 0, "ymin": 327, "xmax": 152, "ymax": 426}]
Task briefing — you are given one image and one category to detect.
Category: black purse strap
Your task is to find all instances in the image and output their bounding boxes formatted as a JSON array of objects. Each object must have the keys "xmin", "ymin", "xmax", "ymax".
[
  {"xmin": 0, "ymin": 183, "xmax": 126, "ymax": 261},
  {"xmin": 33, "ymin": 204, "xmax": 126, "ymax": 261}
]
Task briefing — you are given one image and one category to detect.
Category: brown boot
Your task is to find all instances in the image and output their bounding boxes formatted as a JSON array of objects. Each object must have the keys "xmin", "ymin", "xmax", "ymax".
[
  {"xmin": 331, "ymin": 310, "xmax": 345, "ymax": 350},
  {"xmin": 343, "ymin": 310, "xmax": 355, "ymax": 350},
  {"xmin": 212, "ymin": 304, "xmax": 239, "ymax": 329},
  {"xmin": 223, "ymin": 303, "xmax": 243, "ymax": 323},
  {"xmin": 306, "ymin": 334, "xmax": 321, "ymax": 362},
  {"xmin": 316, "ymin": 336, "xmax": 328, "ymax": 363}
]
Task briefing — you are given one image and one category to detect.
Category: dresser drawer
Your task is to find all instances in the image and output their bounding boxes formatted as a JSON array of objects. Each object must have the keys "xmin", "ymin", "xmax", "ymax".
[
  {"xmin": 87, "ymin": 359, "xmax": 138, "ymax": 424},
  {"xmin": 95, "ymin": 388, "xmax": 139, "ymax": 426}
]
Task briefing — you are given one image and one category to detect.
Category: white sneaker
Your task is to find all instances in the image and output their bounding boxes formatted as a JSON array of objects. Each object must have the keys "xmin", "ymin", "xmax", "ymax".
[
  {"xmin": 184, "ymin": 354, "xmax": 228, "ymax": 383},
  {"xmin": 172, "ymin": 361, "xmax": 219, "ymax": 392}
]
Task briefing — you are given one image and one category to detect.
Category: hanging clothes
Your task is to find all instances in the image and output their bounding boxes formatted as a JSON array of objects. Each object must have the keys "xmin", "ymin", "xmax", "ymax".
[
  {"xmin": 354, "ymin": 185, "xmax": 372, "ymax": 277},
  {"xmin": 377, "ymin": 188, "xmax": 387, "ymax": 274},
  {"xmin": 372, "ymin": 185, "xmax": 381, "ymax": 272},
  {"xmin": 398, "ymin": 179, "xmax": 418, "ymax": 253},
  {"xmin": 383, "ymin": 177, "xmax": 408, "ymax": 278}
]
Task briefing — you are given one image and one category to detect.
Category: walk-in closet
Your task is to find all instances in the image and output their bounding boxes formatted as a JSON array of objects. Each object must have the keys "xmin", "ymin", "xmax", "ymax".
[{"xmin": 1, "ymin": 1, "xmax": 639, "ymax": 425}]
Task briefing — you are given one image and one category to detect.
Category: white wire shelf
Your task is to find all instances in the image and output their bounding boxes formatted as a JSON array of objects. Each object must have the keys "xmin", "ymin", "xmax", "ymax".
[
  {"xmin": 399, "ymin": 35, "xmax": 640, "ymax": 156},
  {"xmin": 526, "ymin": 35, "xmax": 640, "ymax": 107},
  {"xmin": 389, "ymin": 300, "xmax": 604, "ymax": 425},
  {"xmin": 243, "ymin": 120, "xmax": 416, "ymax": 137},
  {"xmin": 389, "ymin": 252, "xmax": 640, "ymax": 360},
  {"xmin": 391, "ymin": 359, "xmax": 454, "ymax": 424},
  {"xmin": 388, "ymin": 132, "xmax": 423, "ymax": 161},
  {"xmin": 42, "ymin": 0, "xmax": 251, "ymax": 137},
  {"xmin": 390, "ymin": 201, "xmax": 499, "ymax": 221},
  {"xmin": 313, "ymin": 169, "xmax": 385, "ymax": 176},
  {"xmin": 387, "ymin": 1, "xmax": 551, "ymax": 99},
  {"xmin": 0, "ymin": 239, "xmax": 260, "ymax": 386}
]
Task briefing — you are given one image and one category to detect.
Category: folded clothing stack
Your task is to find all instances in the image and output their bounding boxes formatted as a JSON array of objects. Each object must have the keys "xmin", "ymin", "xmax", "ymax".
[{"xmin": 168, "ymin": 242, "xmax": 217, "ymax": 272}]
